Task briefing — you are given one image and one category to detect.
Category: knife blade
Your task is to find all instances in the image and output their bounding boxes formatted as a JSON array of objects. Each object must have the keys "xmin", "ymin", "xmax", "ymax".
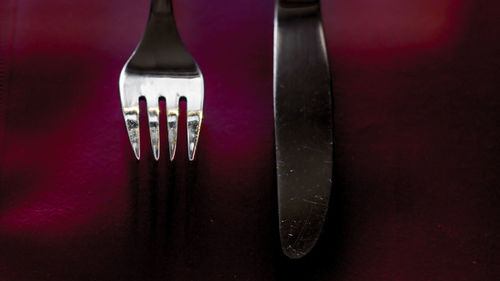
[{"xmin": 274, "ymin": 0, "xmax": 333, "ymax": 259}]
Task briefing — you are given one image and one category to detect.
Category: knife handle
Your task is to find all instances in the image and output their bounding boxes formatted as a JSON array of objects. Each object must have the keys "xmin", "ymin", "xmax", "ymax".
[
  {"xmin": 151, "ymin": 0, "xmax": 173, "ymax": 14},
  {"xmin": 279, "ymin": 0, "xmax": 319, "ymax": 6}
]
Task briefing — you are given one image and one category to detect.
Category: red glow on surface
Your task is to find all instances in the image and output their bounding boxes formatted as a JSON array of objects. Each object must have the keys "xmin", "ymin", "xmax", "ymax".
[{"xmin": 323, "ymin": 0, "xmax": 467, "ymax": 61}]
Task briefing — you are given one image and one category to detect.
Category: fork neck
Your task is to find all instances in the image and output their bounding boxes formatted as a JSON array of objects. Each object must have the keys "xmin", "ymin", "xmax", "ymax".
[{"xmin": 151, "ymin": 0, "xmax": 173, "ymax": 14}]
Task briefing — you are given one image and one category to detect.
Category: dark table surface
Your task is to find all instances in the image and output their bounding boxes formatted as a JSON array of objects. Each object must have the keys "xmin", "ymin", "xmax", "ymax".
[{"xmin": 1, "ymin": 0, "xmax": 499, "ymax": 280}]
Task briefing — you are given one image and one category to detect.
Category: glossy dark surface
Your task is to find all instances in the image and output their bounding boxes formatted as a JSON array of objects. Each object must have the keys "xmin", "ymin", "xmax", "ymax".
[
  {"xmin": 274, "ymin": 0, "xmax": 333, "ymax": 259},
  {"xmin": 1, "ymin": 0, "xmax": 500, "ymax": 280}
]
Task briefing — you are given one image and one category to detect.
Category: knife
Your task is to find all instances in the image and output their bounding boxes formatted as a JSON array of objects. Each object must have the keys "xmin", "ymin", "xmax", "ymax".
[{"xmin": 274, "ymin": 0, "xmax": 333, "ymax": 259}]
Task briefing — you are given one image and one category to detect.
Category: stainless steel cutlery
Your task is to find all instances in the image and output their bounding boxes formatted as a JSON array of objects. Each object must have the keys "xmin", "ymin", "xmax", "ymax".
[
  {"xmin": 119, "ymin": 0, "xmax": 333, "ymax": 259},
  {"xmin": 120, "ymin": 0, "xmax": 204, "ymax": 161},
  {"xmin": 274, "ymin": 0, "xmax": 333, "ymax": 258}
]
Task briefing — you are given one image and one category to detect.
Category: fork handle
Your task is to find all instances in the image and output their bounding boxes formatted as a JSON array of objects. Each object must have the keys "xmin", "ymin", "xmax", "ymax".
[{"xmin": 151, "ymin": 0, "xmax": 173, "ymax": 14}]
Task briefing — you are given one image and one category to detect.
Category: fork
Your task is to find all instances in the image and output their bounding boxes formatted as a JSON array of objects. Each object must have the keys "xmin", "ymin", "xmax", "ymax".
[{"xmin": 120, "ymin": 0, "xmax": 204, "ymax": 161}]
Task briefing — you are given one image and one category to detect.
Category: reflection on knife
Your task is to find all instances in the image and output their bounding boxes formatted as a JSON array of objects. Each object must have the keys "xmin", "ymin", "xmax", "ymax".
[{"xmin": 274, "ymin": 0, "xmax": 333, "ymax": 259}]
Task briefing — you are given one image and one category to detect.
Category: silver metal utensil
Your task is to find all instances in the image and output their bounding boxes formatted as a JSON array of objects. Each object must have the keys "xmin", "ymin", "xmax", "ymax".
[
  {"xmin": 120, "ymin": 0, "xmax": 204, "ymax": 161},
  {"xmin": 274, "ymin": 0, "xmax": 333, "ymax": 259}
]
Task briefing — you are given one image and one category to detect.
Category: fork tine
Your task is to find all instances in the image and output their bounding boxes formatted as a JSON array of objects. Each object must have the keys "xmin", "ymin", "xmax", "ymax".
[
  {"xmin": 147, "ymin": 98, "xmax": 161, "ymax": 161},
  {"xmin": 166, "ymin": 96, "xmax": 179, "ymax": 161},
  {"xmin": 123, "ymin": 103, "xmax": 141, "ymax": 160},
  {"xmin": 187, "ymin": 100, "xmax": 203, "ymax": 161}
]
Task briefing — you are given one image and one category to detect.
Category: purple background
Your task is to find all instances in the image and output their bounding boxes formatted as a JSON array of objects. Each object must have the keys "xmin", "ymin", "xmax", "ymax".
[{"xmin": 1, "ymin": 0, "xmax": 499, "ymax": 280}]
